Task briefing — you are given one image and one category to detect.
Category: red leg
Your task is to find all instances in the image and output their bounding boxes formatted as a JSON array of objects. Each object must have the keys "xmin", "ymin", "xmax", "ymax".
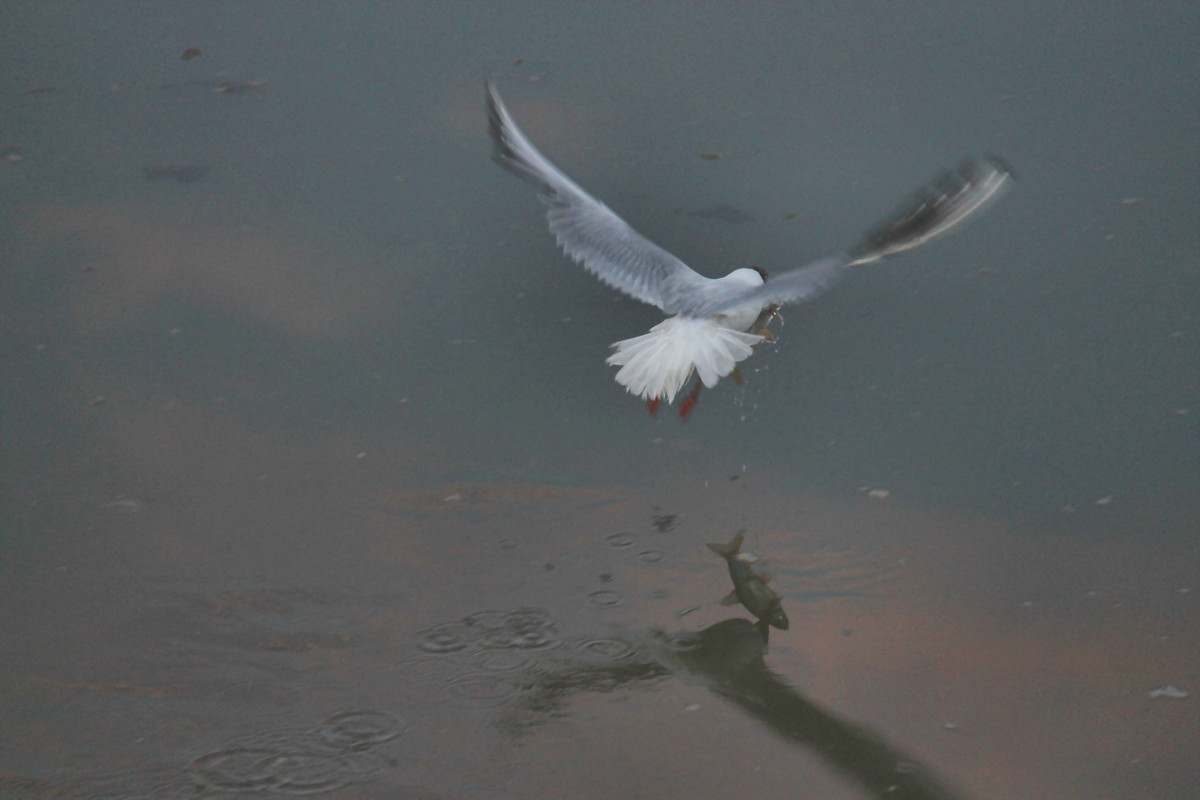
[
  {"xmin": 678, "ymin": 380, "xmax": 703, "ymax": 421},
  {"xmin": 646, "ymin": 397, "xmax": 661, "ymax": 417},
  {"xmin": 731, "ymin": 367, "xmax": 744, "ymax": 387}
]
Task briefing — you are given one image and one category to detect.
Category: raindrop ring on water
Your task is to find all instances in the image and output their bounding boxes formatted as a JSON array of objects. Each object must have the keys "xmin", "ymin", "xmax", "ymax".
[
  {"xmin": 416, "ymin": 623, "xmax": 472, "ymax": 654},
  {"xmin": 264, "ymin": 751, "xmax": 356, "ymax": 795},
  {"xmin": 480, "ymin": 626, "xmax": 559, "ymax": 651},
  {"xmin": 400, "ymin": 654, "xmax": 463, "ymax": 680},
  {"xmin": 575, "ymin": 637, "xmax": 636, "ymax": 661},
  {"xmin": 478, "ymin": 608, "xmax": 560, "ymax": 651},
  {"xmin": 605, "ymin": 532, "xmax": 638, "ymax": 548},
  {"xmin": 471, "ymin": 648, "xmax": 534, "ymax": 672},
  {"xmin": 315, "ymin": 710, "xmax": 406, "ymax": 752},
  {"xmin": 585, "ymin": 591, "xmax": 622, "ymax": 608},
  {"xmin": 447, "ymin": 672, "xmax": 525, "ymax": 708},
  {"xmin": 463, "ymin": 610, "xmax": 511, "ymax": 630},
  {"xmin": 191, "ymin": 747, "xmax": 289, "ymax": 792},
  {"xmin": 502, "ymin": 608, "xmax": 553, "ymax": 628}
]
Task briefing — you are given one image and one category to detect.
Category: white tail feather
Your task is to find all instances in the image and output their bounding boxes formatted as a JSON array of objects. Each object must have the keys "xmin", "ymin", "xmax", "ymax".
[{"xmin": 606, "ymin": 317, "xmax": 763, "ymax": 403}]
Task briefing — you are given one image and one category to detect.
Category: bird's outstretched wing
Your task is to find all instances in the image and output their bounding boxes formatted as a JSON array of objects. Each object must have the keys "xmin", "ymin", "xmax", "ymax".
[
  {"xmin": 487, "ymin": 80, "xmax": 711, "ymax": 313},
  {"xmin": 849, "ymin": 155, "xmax": 1014, "ymax": 264},
  {"xmin": 687, "ymin": 155, "xmax": 1015, "ymax": 318},
  {"xmin": 489, "ymin": 81, "xmax": 1014, "ymax": 321}
]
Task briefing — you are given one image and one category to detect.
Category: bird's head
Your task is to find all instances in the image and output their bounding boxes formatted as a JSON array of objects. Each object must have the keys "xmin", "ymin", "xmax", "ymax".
[{"xmin": 724, "ymin": 266, "xmax": 767, "ymax": 287}]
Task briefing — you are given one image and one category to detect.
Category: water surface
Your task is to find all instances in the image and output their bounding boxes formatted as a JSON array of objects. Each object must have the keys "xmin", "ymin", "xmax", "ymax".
[{"xmin": 1, "ymin": 3, "xmax": 1197, "ymax": 799}]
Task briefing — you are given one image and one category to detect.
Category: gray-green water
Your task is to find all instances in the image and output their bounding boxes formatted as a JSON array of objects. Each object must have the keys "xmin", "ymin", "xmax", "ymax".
[{"xmin": 1, "ymin": 3, "xmax": 1196, "ymax": 798}]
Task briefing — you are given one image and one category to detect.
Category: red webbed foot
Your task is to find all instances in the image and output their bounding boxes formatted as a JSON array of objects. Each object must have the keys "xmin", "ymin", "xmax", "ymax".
[{"xmin": 678, "ymin": 381, "xmax": 703, "ymax": 421}]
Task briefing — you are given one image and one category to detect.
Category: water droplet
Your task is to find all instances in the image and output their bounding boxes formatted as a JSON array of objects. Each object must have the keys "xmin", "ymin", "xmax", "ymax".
[{"xmin": 636, "ymin": 550, "xmax": 664, "ymax": 564}]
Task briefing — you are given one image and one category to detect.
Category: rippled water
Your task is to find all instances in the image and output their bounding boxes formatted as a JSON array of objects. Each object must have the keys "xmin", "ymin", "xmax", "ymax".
[{"xmin": 1, "ymin": 3, "xmax": 1197, "ymax": 799}]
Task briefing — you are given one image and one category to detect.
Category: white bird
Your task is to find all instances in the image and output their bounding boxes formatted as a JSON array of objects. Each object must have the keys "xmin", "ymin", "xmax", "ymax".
[{"xmin": 486, "ymin": 81, "xmax": 1013, "ymax": 417}]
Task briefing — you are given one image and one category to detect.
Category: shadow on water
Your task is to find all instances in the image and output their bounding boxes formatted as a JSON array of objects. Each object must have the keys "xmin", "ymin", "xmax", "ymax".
[
  {"xmin": 0, "ymin": 589, "xmax": 964, "ymax": 799},
  {"xmin": 663, "ymin": 620, "xmax": 964, "ymax": 800},
  {"xmin": 410, "ymin": 608, "xmax": 969, "ymax": 800}
]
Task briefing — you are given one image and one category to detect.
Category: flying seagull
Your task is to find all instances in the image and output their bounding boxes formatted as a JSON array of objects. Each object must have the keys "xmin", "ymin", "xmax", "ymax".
[{"xmin": 486, "ymin": 80, "xmax": 1013, "ymax": 417}]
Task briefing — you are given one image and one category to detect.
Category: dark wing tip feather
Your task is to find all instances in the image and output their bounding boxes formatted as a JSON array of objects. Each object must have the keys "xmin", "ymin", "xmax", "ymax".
[
  {"xmin": 982, "ymin": 151, "xmax": 1019, "ymax": 181},
  {"xmin": 485, "ymin": 80, "xmax": 525, "ymax": 178},
  {"xmin": 851, "ymin": 154, "xmax": 1015, "ymax": 264},
  {"xmin": 485, "ymin": 80, "xmax": 573, "ymax": 202}
]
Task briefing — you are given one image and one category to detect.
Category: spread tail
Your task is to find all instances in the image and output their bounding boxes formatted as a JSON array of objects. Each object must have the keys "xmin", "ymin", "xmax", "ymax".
[
  {"xmin": 706, "ymin": 530, "xmax": 745, "ymax": 559},
  {"xmin": 607, "ymin": 317, "xmax": 762, "ymax": 403}
]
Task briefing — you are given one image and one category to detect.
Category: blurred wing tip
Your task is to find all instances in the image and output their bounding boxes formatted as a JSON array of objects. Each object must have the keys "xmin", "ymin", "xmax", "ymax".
[
  {"xmin": 485, "ymin": 79, "xmax": 535, "ymax": 180},
  {"xmin": 979, "ymin": 151, "xmax": 1019, "ymax": 182},
  {"xmin": 851, "ymin": 152, "xmax": 1016, "ymax": 263}
]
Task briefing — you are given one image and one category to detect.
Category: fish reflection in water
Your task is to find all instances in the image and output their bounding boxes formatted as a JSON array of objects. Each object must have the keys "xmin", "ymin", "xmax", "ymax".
[
  {"xmin": 707, "ymin": 530, "xmax": 789, "ymax": 642},
  {"xmin": 408, "ymin": 607, "xmax": 969, "ymax": 799}
]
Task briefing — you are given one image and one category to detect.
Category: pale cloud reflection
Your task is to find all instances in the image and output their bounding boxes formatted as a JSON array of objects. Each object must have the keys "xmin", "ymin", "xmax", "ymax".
[{"xmin": 26, "ymin": 200, "xmax": 400, "ymax": 339}]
